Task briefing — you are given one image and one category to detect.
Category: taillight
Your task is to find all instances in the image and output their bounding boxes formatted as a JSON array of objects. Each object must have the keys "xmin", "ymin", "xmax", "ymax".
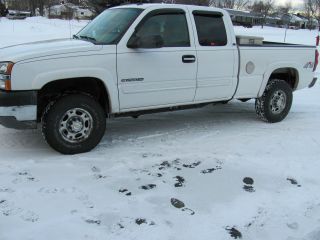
[
  {"xmin": 316, "ymin": 35, "xmax": 320, "ymax": 46},
  {"xmin": 313, "ymin": 49, "xmax": 319, "ymax": 72}
]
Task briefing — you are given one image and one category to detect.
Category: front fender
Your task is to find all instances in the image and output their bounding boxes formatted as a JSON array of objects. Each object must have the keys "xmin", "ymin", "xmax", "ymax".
[{"xmin": 11, "ymin": 52, "xmax": 119, "ymax": 112}]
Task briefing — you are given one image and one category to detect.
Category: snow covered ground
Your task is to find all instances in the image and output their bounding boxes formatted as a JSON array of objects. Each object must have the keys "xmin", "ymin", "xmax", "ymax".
[
  {"xmin": 0, "ymin": 17, "xmax": 88, "ymax": 48},
  {"xmin": 0, "ymin": 17, "xmax": 320, "ymax": 240},
  {"xmin": 234, "ymin": 25, "xmax": 319, "ymax": 46}
]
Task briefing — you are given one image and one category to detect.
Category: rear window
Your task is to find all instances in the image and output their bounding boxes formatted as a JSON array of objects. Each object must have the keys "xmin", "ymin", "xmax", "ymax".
[{"xmin": 193, "ymin": 12, "xmax": 227, "ymax": 46}]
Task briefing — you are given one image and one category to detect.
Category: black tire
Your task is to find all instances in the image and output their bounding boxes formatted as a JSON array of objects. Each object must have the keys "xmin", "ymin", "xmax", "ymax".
[
  {"xmin": 255, "ymin": 79, "xmax": 293, "ymax": 123},
  {"xmin": 42, "ymin": 94, "xmax": 106, "ymax": 154}
]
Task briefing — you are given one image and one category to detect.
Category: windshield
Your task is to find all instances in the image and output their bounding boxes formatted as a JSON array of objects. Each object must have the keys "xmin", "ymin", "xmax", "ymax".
[{"xmin": 76, "ymin": 8, "xmax": 143, "ymax": 45}]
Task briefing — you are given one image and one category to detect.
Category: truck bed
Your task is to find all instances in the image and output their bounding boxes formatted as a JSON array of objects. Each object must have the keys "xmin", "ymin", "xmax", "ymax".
[
  {"xmin": 255, "ymin": 41, "xmax": 315, "ymax": 48},
  {"xmin": 236, "ymin": 35, "xmax": 315, "ymax": 48}
]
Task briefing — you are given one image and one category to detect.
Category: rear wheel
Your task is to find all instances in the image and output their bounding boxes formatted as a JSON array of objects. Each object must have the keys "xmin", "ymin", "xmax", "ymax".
[
  {"xmin": 255, "ymin": 79, "xmax": 293, "ymax": 123},
  {"xmin": 42, "ymin": 94, "xmax": 106, "ymax": 154}
]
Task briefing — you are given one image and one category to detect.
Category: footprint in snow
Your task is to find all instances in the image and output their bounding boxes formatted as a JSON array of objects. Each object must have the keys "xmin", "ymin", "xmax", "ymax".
[
  {"xmin": 174, "ymin": 176, "xmax": 185, "ymax": 187},
  {"xmin": 243, "ymin": 177, "xmax": 255, "ymax": 193},
  {"xmin": 287, "ymin": 178, "xmax": 301, "ymax": 187},
  {"xmin": 13, "ymin": 171, "xmax": 37, "ymax": 183},
  {"xmin": 91, "ymin": 167, "xmax": 107, "ymax": 179},
  {"xmin": 117, "ymin": 223, "xmax": 125, "ymax": 229},
  {"xmin": 91, "ymin": 166, "xmax": 101, "ymax": 173},
  {"xmin": 171, "ymin": 198, "xmax": 195, "ymax": 215},
  {"xmin": 0, "ymin": 200, "xmax": 22, "ymax": 217},
  {"xmin": 147, "ymin": 172, "xmax": 163, "ymax": 178},
  {"xmin": 139, "ymin": 184, "xmax": 156, "ymax": 190},
  {"xmin": 156, "ymin": 159, "xmax": 181, "ymax": 171},
  {"xmin": 119, "ymin": 188, "xmax": 132, "ymax": 196},
  {"xmin": 182, "ymin": 208, "xmax": 195, "ymax": 215},
  {"xmin": 20, "ymin": 210, "xmax": 39, "ymax": 222},
  {"xmin": 77, "ymin": 194, "xmax": 94, "ymax": 209},
  {"xmin": 201, "ymin": 166, "xmax": 222, "ymax": 174},
  {"xmin": 287, "ymin": 222, "xmax": 299, "ymax": 230},
  {"xmin": 182, "ymin": 161, "xmax": 201, "ymax": 168},
  {"xmin": 226, "ymin": 227, "xmax": 242, "ymax": 239},
  {"xmin": 0, "ymin": 188, "xmax": 14, "ymax": 193},
  {"xmin": 142, "ymin": 152, "xmax": 163, "ymax": 158},
  {"xmin": 115, "ymin": 218, "xmax": 155, "ymax": 230},
  {"xmin": 94, "ymin": 174, "xmax": 107, "ymax": 179},
  {"xmin": 135, "ymin": 218, "xmax": 155, "ymax": 226},
  {"xmin": 171, "ymin": 198, "xmax": 185, "ymax": 209},
  {"xmin": 85, "ymin": 219, "xmax": 101, "ymax": 225}
]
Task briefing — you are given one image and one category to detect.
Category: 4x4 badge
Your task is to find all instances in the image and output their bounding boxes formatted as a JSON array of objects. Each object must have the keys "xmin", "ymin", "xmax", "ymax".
[{"xmin": 304, "ymin": 62, "xmax": 314, "ymax": 69}]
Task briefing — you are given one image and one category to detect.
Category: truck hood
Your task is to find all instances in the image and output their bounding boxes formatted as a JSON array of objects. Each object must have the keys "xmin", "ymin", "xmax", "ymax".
[{"xmin": 0, "ymin": 39, "xmax": 103, "ymax": 62}]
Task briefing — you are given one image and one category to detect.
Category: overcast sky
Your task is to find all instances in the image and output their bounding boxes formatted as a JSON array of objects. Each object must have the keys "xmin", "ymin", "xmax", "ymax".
[{"xmin": 275, "ymin": 0, "xmax": 304, "ymax": 8}]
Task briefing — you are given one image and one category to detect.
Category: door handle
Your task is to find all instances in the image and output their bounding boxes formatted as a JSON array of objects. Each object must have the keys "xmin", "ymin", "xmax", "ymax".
[{"xmin": 182, "ymin": 55, "xmax": 196, "ymax": 63}]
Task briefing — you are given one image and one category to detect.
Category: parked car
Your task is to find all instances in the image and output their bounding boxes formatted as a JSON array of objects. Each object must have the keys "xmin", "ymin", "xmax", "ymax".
[
  {"xmin": 0, "ymin": 4, "xmax": 318, "ymax": 154},
  {"xmin": 6, "ymin": 10, "xmax": 31, "ymax": 19}
]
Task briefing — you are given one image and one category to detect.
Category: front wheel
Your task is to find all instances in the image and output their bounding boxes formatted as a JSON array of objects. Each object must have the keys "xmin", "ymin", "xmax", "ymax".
[
  {"xmin": 42, "ymin": 94, "xmax": 106, "ymax": 154},
  {"xmin": 255, "ymin": 79, "xmax": 293, "ymax": 123}
]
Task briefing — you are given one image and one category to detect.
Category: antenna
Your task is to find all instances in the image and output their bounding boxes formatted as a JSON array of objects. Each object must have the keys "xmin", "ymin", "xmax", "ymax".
[{"xmin": 69, "ymin": 18, "xmax": 72, "ymax": 38}]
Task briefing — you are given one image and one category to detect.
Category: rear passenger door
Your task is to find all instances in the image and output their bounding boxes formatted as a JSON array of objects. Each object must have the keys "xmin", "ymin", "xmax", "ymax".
[
  {"xmin": 117, "ymin": 8, "xmax": 197, "ymax": 111},
  {"xmin": 191, "ymin": 11, "xmax": 238, "ymax": 102}
]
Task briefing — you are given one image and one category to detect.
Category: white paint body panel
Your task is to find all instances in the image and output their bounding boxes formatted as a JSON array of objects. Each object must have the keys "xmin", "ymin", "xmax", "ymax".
[
  {"xmin": 0, "ymin": 4, "xmax": 316, "ymax": 116},
  {"xmin": 116, "ymin": 5, "xmax": 197, "ymax": 110},
  {"xmin": 235, "ymin": 47, "xmax": 315, "ymax": 99}
]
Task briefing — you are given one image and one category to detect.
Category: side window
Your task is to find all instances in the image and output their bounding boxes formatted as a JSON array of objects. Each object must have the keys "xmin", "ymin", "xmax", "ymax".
[
  {"xmin": 193, "ymin": 12, "xmax": 227, "ymax": 46},
  {"xmin": 135, "ymin": 12, "xmax": 190, "ymax": 47}
]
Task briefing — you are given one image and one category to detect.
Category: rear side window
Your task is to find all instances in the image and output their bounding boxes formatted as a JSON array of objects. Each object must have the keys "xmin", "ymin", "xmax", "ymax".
[{"xmin": 193, "ymin": 12, "xmax": 227, "ymax": 46}]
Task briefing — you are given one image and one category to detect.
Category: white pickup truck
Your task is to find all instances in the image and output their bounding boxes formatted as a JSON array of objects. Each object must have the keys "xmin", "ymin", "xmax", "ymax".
[{"xmin": 0, "ymin": 4, "xmax": 318, "ymax": 154}]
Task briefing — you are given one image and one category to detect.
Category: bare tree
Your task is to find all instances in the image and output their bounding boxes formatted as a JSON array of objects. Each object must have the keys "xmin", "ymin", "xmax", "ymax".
[
  {"xmin": 277, "ymin": 0, "xmax": 292, "ymax": 14},
  {"xmin": 312, "ymin": 0, "xmax": 320, "ymax": 23},
  {"xmin": 304, "ymin": 0, "xmax": 316, "ymax": 16},
  {"xmin": 234, "ymin": 0, "xmax": 251, "ymax": 9},
  {"xmin": 251, "ymin": 0, "xmax": 274, "ymax": 28},
  {"xmin": 175, "ymin": 0, "xmax": 210, "ymax": 5},
  {"xmin": 304, "ymin": 0, "xmax": 318, "ymax": 29},
  {"xmin": 209, "ymin": 0, "xmax": 251, "ymax": 9},
  {"xmin": 0, "ymin": 1, "xmax": 6, "ymax": 16}
]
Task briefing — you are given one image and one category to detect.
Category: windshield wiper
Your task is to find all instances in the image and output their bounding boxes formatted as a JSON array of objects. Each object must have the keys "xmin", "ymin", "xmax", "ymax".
[
  {"xmin": 78, "ymin": 35, "xmax": 97, "ymax": 43},
  {"xmin": 73, "ymin": 34, "xmax": 80, "ymax": 39}
]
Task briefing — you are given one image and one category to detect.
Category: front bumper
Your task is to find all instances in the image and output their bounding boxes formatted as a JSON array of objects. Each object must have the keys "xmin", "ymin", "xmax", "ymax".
[{"xmin": 0, "ymin": 90, "xmax": 37, "ymax": 129}]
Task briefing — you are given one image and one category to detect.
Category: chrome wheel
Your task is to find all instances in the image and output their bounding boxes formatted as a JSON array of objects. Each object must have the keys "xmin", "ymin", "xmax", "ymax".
[
  {"xmin": 59, "ymin": 108, "xmax": 93, "ymax": 143},
  {"xmin": 270, "ymin": 90, "xmax": 287, "ymax": 114}
]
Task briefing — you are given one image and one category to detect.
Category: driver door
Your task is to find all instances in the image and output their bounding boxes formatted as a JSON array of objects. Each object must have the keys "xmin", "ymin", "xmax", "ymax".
[{"xmin": 116, "ymin": 8, "xmax": 197, "ymax": 111}]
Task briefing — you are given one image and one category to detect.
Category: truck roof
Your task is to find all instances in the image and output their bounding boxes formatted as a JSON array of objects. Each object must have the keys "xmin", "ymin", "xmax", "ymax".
[{"xmin": 112, "ymin": 3, "xmax": 225, "ymax": 13}]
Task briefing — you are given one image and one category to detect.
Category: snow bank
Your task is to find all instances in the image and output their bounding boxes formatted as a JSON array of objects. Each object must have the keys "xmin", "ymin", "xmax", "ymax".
[{"xmin": 0, "ymin": 17, "xmax": 88, "ymax": 48}]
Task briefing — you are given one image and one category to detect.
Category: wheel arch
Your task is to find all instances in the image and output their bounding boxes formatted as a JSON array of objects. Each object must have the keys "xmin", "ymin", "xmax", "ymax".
[
  {"xmin": 258, "ymin": 64, "xmax": 300, "ymax": 97},
  {"xmin": 37, "ymin": 77, "xmax": 112, "ymax": 121}
]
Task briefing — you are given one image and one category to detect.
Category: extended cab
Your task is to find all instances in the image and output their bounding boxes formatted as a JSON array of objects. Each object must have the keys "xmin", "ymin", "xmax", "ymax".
[{"xmin": 0, "ymin": 4, "xmax": 318, "ymax": 154}]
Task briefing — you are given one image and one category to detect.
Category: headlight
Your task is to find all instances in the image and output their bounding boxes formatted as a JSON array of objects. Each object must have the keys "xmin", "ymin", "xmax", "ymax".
[
  {"xmin": 0, "ymin": 62, "xmax": 14, "ymax": 75},
  {"xmin": 0, "ymin": 62, "xmax": 14, "ymax": 90}
]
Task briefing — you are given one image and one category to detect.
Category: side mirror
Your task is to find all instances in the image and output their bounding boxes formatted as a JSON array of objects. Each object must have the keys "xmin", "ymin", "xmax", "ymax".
[{"xmin": 127, "ymin": 34, "xmax": 164, "ymax": 49}]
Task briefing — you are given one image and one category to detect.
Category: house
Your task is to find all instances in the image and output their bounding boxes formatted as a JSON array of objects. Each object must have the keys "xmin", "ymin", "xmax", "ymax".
[
  {"xmin": 73, "ymin": 7, "xmax": 94, "ymax": 19},
  {"xmin": 47, "ymin": 3, "xmax": 93, "ymax": 19},
  {"xmin": 225, "ymin": 9, "xmax": 263, "ymax": 27},
  {"xmin": 281, "ymin": 13, "xmax": 318, "ymax": 29},
  {"xmin": 225, "ymin": 9, "xmax": 281, "ymax": 28},
  {"xmin": 265, "ymin": 14, "xmax": 282, "ymax": 27}
]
